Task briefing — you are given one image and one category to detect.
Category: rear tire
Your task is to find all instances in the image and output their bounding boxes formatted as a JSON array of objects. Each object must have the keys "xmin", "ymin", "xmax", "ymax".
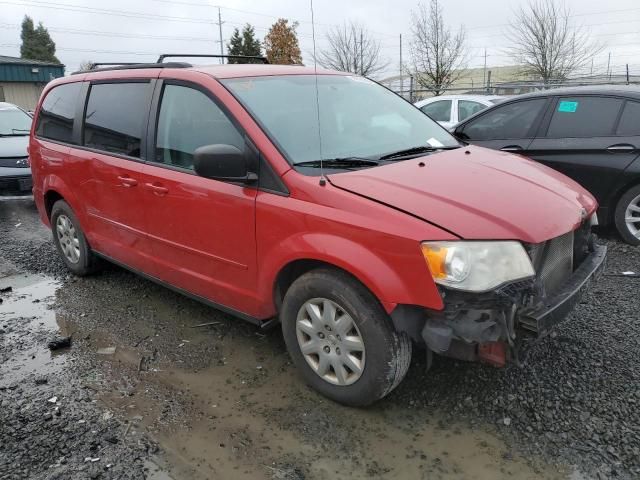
[
  {"xmin": 280, "ymin": 268, "xmax": 412, "ymax": 406},
  {"xmin": 51, "ymin": 200, "xmax": 101, "ymax": 276},
  {"xmin": 614, "ymin": 185, "xmax": 640, "ymax": 246}
]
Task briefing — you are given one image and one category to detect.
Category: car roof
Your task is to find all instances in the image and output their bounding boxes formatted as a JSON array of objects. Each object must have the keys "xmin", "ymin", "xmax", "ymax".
[
  {"xmin": 188, "ymin": 64, "xmax": 344, "ymax": 79},
  {"xmin": 505, "ymin": 84, "xmax": 640, "ymax": 101},
  {"xmin": 69, "ymin": 63, "xmax": 345, "ymax": 81},
  {"xmin": 0, "ymin": 102, "xmax": 20, "ymax": 110},
  {"xmin": 415, "ymin": 94, "xmax": 503, "ymax": 105}
]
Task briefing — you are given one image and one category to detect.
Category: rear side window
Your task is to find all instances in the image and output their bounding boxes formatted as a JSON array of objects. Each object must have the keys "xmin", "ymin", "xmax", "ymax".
[
  {"xmin": 421, "ymin": 100, "xmax": 451, "ymax": 122},
  {"xmin": 462, "ymin": 98, "xmax": 546, "ymax": 140},
  {"xmin": 36, "ymin": 82, "xmax": 82, "ymax": 144},
  {"xmin": 458, "ymin": 100, "xmax": 486, "ymax": 122},
  {"xmin": 616, "ymin": 101, "xmax": 640, "ymax": 136},
  {"xmin": 547, "ymin": 97, "xmax": 623, "ymax": 138},
  {"xmin": 154, "ymin": 84, "xmax": 244, "ymax": 170},
  {"xmin": 83, "ymin": 82, "xmax": 149, "ymax": 158}
]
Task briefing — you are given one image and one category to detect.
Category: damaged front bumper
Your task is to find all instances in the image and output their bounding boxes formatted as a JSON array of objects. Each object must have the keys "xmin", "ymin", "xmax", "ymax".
[{"xmin": 419, "ymin": 242, "xmax": 607, "ymax": 366}]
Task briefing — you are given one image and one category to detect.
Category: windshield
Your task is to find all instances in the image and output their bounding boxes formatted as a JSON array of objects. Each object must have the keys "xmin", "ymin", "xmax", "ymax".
[
  {"xmin": 222, "ymin": 75, "xmax": 458, "ymax": 165},
  {"xmin": 0, "ymin": 105, "xmax": 32, "ymax": 135}
]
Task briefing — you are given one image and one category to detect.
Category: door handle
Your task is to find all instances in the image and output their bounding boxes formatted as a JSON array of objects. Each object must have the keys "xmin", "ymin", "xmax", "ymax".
[
  {"xmin": 607, "ymin": 144, "xmax": 636, "ymax": 153},
  {"xmin": 145, "ymin": 183, "xmax": 169, "ymax": 196},
  {"xmin": 117, "ymin": 175, "xmax": 138, "ymax": 187},
  {"xmin": 500, "ymin": 145, "xmax": 524, "ymax": 152}
]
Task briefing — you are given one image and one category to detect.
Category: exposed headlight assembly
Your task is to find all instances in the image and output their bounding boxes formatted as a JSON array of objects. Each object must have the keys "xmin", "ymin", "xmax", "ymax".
[{"xmin": 421, "ymin": 241, "xmax": 535, "ymax": 292}]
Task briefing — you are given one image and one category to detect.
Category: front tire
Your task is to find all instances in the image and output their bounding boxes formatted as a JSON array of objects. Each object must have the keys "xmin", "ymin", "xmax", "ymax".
[
  {"xmin": 614, "ymin": 185, "xmax": 640, "ymax": 246},
  {"xmin": 51, "ymin": 200, "xmax": 101, "ymax": 276},
  {"xmin": 281, "ymin": 268, "xmax": 412, "ymax": 406}
]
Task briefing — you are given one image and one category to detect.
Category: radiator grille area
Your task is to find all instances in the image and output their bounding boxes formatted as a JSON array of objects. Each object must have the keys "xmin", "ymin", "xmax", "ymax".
[{"xmin": 529, "ymin": 231, "xmax": 574, "ymax": 295}]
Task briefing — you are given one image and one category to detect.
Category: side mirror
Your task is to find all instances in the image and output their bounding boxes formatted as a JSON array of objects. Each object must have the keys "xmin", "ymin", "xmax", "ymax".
[{"xmin": 193, "ymin": 144, "xmax": 258, "ymax": 184}]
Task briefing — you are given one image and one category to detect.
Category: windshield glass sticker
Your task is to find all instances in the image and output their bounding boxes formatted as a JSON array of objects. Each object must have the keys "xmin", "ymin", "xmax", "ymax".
[
  {"xmin": 558, "ymin": 100, "xmax": 579, "ymax": 113},
  {"xmin": 427, "ymin": 137, "xmax": 444, "ymax": 147}
]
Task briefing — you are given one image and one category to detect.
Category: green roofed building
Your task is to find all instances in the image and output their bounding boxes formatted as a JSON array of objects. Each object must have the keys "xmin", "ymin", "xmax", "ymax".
[{"xmin": 0, "ymin": 55, "xmax": 65, "ymax": 111}]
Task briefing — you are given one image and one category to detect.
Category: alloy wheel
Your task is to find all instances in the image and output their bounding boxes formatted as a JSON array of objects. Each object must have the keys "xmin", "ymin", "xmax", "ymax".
[
  {"xmin": 56, "ymin": 214, "xmax": 81, "ymax": 264},
  {"xmin": 625, "ymin": 193, "xmax": 640, "ymax": 240},
  {"xmin": 295, "ymin": 298, "xmax": 366, "ymax": 386}
]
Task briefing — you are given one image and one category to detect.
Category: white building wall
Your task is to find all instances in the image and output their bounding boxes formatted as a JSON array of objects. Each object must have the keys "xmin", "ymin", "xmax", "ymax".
[{"xmin": 0, "ymin": 82, "xmax": 46, "ymax": 111}]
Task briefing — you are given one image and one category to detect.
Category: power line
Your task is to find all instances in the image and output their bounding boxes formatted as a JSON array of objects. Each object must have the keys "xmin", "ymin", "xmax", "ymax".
[{"xmin": 0, "ymin": 23, "xmax": 216, "ymax": 42}]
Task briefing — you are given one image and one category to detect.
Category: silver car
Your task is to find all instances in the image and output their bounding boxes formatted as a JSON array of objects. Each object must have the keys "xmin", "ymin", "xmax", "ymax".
[{"xmin": 0, "ymin": 102, "xmax": 32, "ymax": 195}]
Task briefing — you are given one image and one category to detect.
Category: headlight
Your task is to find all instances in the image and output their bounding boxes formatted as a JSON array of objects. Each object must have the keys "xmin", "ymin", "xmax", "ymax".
[{"xmin": 421, "ymin": 241, "xmax": 535, "ymax": 292}]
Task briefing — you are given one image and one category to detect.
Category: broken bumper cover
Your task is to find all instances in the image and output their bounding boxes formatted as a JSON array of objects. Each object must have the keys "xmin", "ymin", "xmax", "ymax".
[
  {"xmin": 419, "ymin": 243, "xmax": 607, "ymax": 363},
  {"xmin": 519, "ymin": 243, "xmax": 607, "ymax": 337}
]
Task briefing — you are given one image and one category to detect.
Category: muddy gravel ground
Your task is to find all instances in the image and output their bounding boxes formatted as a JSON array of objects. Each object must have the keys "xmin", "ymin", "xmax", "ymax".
[{"xmin": 1, "ymin": 197, "xmax": 639, "ymax": 480}]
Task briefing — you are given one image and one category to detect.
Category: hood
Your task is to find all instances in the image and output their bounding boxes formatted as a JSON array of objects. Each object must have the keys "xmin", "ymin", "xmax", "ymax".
[
  {"xmin": 0, "ymin": 135, "xmax": 29, "ymax": 158},
  {"xmin": 328, "ymin": 146, "xmax": 596, "ymax": 244}
]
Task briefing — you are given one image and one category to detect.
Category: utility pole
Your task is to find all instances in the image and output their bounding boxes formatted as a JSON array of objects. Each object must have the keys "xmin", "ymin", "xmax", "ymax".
[
  {"xmin": 482, "ymin": 48, "xmax": 487, "ymax": 90},
  {"xmin": 399, "ymin": 34, "xmax": 403, "ymax": 98},
  {"xmin": 606, "ymin": 52, "xmax": 611, "ymax": 79},
  {"xmin": 216, "ymin": 7, "xmax": 224, "ymax": 64}
]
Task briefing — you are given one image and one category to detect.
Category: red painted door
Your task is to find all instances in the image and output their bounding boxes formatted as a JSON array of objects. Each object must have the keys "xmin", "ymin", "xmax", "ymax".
[
  {"xmin": 141, "ymin": 82, "xmax": 259, "ymax": 315},
  {"xmin": 76, "ymin": 81, "xmax": 155, "ymax": 273}
]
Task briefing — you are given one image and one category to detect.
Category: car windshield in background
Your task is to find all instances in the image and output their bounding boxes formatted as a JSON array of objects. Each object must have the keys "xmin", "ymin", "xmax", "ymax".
[
  {"xmin": 222, "ymin": 75, "xmax": 459, "ymax": 165},
  {"xmin": 0, "ymin": 106, "xmax": 32, "ymax": 136}
]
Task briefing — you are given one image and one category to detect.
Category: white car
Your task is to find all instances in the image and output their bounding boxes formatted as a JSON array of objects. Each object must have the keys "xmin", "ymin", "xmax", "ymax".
[{"xmin": 414, "ymin": 95, "xmax": 505, "ymax": 129}]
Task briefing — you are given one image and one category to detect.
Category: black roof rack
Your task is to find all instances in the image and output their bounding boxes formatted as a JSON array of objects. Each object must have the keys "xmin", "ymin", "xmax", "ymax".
[
  {"xmin": 157, "ymin": 54, "xmax": 269, "ymax": 64},
  {"xmin": 72, "ymin": 62, "xmax": 192, "ymax": 75}
]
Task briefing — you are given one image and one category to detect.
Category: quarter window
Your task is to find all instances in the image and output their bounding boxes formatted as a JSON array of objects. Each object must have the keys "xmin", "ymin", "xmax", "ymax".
[
  {"xmin": 616, "ymin": 101, "xmax": 640, "ymax": 136},
  {"xmin": 421, "ymin": 100, "xmax": 452, "ymax": 122},
  {"xmin": 154, "ymin": 84, "xmax": 244, "ymax": 170},
  {"xmin": 83, "ymin": 83, "xmax": 149, "ymax": 157},
  {"xmin": 36, "ymin": 82, "xmax": 82, "ymax": 144},
  {"xmin": 547, "ymin": 97, "xmax": 622, "ymax": 138},
  {"xmin": 458, "ymin": 100, "xmax": 486, "ymax": 121},
  {"xmin": 462, "ymin": 99, "xmax": 547, "ymax": 141}
]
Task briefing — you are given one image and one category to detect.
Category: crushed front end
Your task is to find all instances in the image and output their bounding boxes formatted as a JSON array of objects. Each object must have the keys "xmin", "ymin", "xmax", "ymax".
[{"xmin": 419, "ymin": 220, "xmax": 606, "ymax": 367}]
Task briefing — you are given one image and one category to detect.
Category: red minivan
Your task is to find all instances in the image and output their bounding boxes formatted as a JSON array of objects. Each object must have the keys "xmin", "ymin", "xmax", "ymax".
[{"xmin": 29, "ymin": 58, "xmax": 606, "ymax": 406}]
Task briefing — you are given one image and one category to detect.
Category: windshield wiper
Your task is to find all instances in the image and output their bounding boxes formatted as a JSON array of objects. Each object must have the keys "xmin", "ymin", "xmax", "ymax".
[
  {"xmin": 295, "ymin": 157, "xmax": 380, "ymax": 169},
  {"xmin": 379, "ymin": 144, "xmax": 460, "ymax": 160}
]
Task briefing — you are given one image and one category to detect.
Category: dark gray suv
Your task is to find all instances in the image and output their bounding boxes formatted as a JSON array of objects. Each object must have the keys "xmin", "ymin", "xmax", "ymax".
[{"xmin": 0, "ymin": 102, "xmax": 32, "ymax": 195}]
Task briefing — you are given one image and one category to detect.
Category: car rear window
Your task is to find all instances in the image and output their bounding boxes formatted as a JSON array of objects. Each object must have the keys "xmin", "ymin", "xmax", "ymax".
[
  {"xmin": 616, "ymin": 101, "xmax": 640, "ymax": 136},
  {"xmin": 547, "ymin": 97, "xmax": 623, "ymax": 138},
  {"xmin": 36, "ymin": 82, "xmax": 82, "ymax": 144},
  {"xmin": 83, "ymin": 82, "xmax": 149, "ymax": 158}
]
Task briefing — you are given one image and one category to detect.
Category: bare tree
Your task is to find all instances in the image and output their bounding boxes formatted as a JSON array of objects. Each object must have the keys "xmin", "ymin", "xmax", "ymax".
[
  {"xmin": 409, "ymin": 0, "xmax": 467, "ymax": 96},
  {"xmin": 316, "ymin": 22, "xmax": 388, "ymax": 77},
  {"xmin": 508, "ymin": 0, "xmax": 602, "ymax": 83},
  {"xmin": 78, "ymin": 60, "xmax": 94, "ymax": 71}
]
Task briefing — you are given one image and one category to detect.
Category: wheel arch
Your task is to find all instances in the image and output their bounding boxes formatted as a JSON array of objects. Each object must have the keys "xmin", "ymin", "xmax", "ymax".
[
  {"xmin": 608, "ymin": 175, "xmax": 640, "ymax": 226},
  {"xmin": 263, "ymin": 233, "xmax": 443, "ymax": 318}
]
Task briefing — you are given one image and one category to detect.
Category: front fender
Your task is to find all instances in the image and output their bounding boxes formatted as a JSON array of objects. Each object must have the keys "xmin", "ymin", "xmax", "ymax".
[{"xmin": 258, "ymin": 232, "xmax": 443, "ymax": 315}]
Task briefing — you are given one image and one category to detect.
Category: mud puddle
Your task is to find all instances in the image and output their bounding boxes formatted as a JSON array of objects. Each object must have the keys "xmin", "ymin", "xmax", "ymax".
[
  {"xmin": 61, "ymin": 286, "xmax": 569, "ymax": 480},
  {"xmin": 0, "ymin": 270, "xmax": 68, "ymax": 388}
]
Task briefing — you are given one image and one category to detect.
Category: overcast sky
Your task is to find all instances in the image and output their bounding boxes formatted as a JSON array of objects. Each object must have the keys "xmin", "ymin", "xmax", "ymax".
[{"xmin": 1, "ymin": 0, "xmax": 639, "ymax": 79}]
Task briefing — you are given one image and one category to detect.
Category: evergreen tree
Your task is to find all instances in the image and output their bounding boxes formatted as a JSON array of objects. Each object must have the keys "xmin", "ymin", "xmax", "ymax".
[
  {"xmin": 227, "ymin": 28, "xmax": 243, "ymax": 62},
  {"xmin": 20, "ymin": 16, "xmax": 60, "ymax": 63},
  {"xmin": 226, "ymin": 24, "xmax": 262, "ymax": 63}
]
